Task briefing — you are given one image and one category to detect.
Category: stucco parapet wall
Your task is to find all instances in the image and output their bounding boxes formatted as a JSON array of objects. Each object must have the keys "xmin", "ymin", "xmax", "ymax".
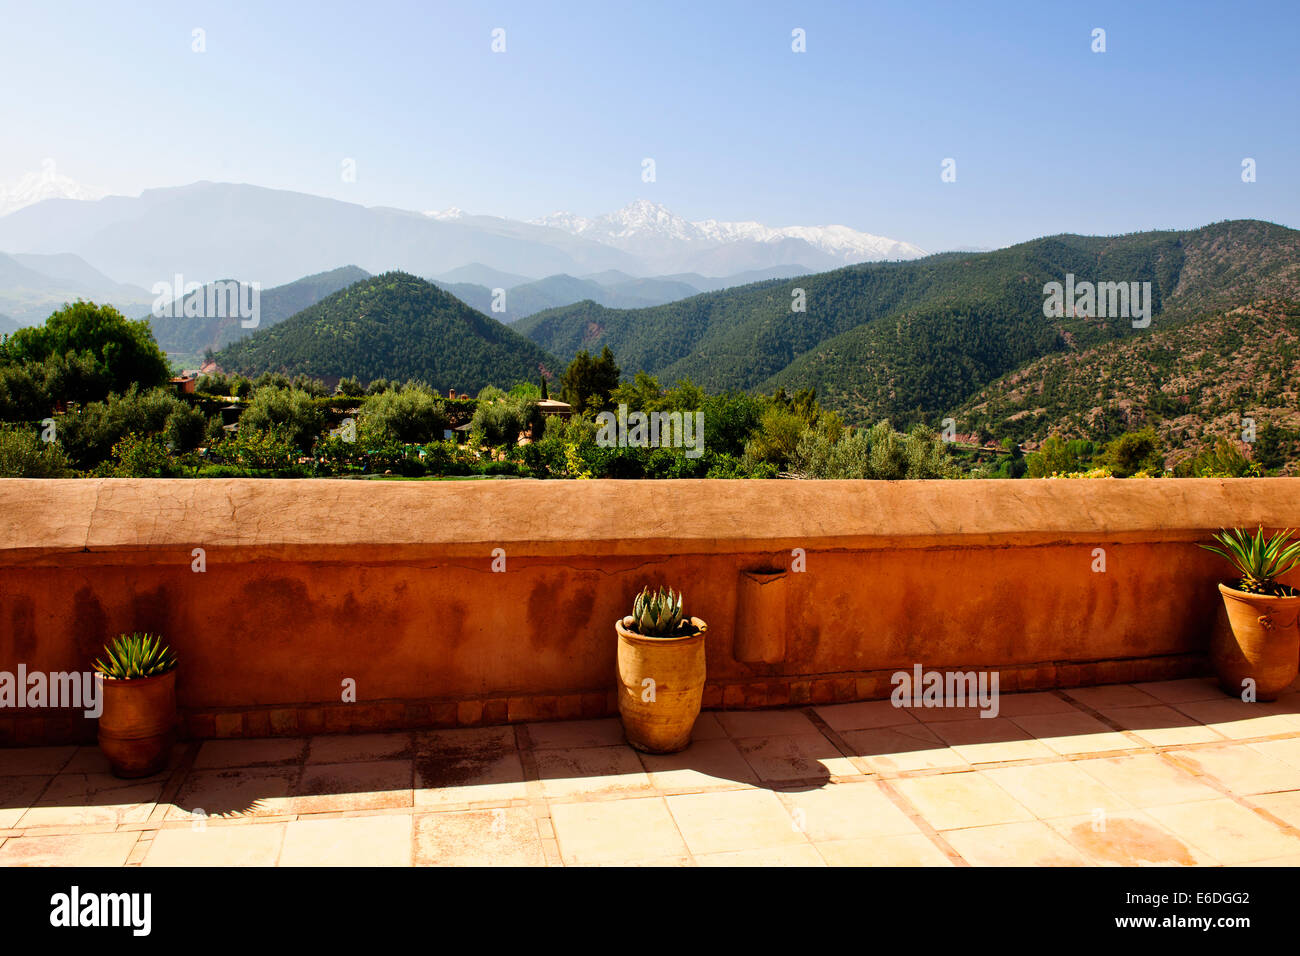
[{"xmin": 1, "ymin": 477, "xmax": 1297, "ymax": 565}]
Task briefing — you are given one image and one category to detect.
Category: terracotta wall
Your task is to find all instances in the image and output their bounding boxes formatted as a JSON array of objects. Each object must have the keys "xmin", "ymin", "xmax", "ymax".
[{"xmin": 2, "ymin": 477, "xmax": 1297, "ymax": 745}]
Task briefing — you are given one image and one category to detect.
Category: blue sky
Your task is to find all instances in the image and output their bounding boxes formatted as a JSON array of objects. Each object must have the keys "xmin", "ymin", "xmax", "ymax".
[{"xmin": 1, "ymin": 0, "xmax": 1296, "ymax": 251}]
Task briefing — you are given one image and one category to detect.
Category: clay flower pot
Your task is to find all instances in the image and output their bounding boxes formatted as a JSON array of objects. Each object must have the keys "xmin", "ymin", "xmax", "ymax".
[
  {"xmin": 1211, "ymin": 584, "xmax": 1300, "ymax": 701},
  {"xmin": 616, "ymin": 615, "xmax": 707, "ymax": 754},
  {"xmin": 97, "ymin": 670, "xmax": 177, "ymax": 778}
]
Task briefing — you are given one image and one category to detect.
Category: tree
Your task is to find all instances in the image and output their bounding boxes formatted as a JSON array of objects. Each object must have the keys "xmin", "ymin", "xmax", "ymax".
[
  {"xmin": 0, "ymin": 301, "xmax": 169, "ymax": 400},
  {"xmin": 0, "ymin": 427, "xmax": 73, "ymax": 477},
  {"xmin": 1097, "ymin": 428, "xmax": 1163, "ymax": 477},
  {"xmin": 239, "ymin": 387, "xmax": 325, "ymax": 452},
  {"xmin": 358, "ymin": 384, "xmax": 448, "ymax": 444},
  {"xmin": 559, "ymin": 346, "xmax": 620, "ymax": 415}
]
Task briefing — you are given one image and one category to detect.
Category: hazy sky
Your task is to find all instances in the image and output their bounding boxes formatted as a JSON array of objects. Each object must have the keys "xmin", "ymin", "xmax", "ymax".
[{"xmin": 2, "ymin": 0, "xmax": 1297, "ymax": 251}]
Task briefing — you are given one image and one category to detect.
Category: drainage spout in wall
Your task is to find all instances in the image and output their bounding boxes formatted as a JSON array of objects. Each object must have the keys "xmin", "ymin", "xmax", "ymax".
[{"xmin": 733, "ymin": 569, "xmax": 788, "ymax": 664}]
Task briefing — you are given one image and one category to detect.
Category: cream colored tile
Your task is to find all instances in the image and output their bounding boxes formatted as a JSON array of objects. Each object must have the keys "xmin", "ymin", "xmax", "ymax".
[
  {"xmin": 144, "ymin": 823, "xmax": 285, "ymax": 866},
  {"xmin": 890, "ymin": 772, "xmax": 1035, "ymax": 831},
  {"xmin": 1147, "ymin": 799, "xmax": 1300, "ymax": 865},
  {"xmin": 415, "ymin": 807, "xmax": 544, "ymax": 866},
  {"xmin": 280, "ymin": 814, "xmax": 412, "ymax": 866},
  {"xmin": 551, "ymin": 797, "xmax": 685, "ymax": 865},
  {"xmin": 667, "ymin": 789, "xmax": 807, "ymax": 855},
  {"xmin": 945, "ymin": 821, "xmax": 1090, "ymax": 866}
]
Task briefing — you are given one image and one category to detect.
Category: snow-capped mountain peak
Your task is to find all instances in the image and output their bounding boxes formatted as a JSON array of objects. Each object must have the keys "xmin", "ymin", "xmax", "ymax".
[
  {"xmin": 0, "ymin": 163, "xmax": 106, "ymax": 217},
  {"xmin": 530, "ymin": 200, "xmax": 926, "ymax": 264}
]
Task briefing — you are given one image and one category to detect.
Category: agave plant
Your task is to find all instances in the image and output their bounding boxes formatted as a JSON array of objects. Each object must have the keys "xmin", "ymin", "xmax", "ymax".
[
  {"xmin": 93, "ymin": 632, "xmax": 178, "ymax": 680},
  {"xmin": 629, "ymin": 586, "xmax": 688, "ymax": 637},
  {"xmin": 1201, "ymin": 526, "xmax": 1300, "ymax": 597}
]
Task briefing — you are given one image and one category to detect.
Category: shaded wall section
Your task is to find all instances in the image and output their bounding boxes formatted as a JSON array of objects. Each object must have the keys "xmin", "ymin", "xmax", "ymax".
[{"xmin": 2, "ymin": 477, "xmax": 1297, "ymax": 744}]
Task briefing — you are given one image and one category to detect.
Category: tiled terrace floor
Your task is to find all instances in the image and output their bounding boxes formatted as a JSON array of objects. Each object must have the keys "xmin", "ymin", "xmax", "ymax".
[{"xmin": 6, "ymin": 677, "xmax": 1300, "ymax": 866}]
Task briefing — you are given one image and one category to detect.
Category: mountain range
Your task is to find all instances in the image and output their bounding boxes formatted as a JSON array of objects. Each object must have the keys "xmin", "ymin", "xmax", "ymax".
[
  {"xmin": 0, "ymin": 182, "xmax": 924, "ymax": 294},
  {"xmin": 515, "ymin": 220, "xmax": 1300, "ymax": 434}
]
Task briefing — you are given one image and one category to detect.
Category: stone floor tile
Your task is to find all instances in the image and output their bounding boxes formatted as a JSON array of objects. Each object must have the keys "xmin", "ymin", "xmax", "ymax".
[
  {"xmin": 980, "ymin": 762, "xmax": 1132, "ymax": 820},
  {"xmin": 414, "ymin": 749, "xmax": 527, "ymax": 807},
  {"xmin": 1131, "ymin": 678, "xmax": 1223, "ymax": 705},
  {"xmin": 696, "ymin": 844, "xmax": 826, "ymax": 866},
  {"xmin": 551, "ymin": 797, "xmax": 685, "ymax": 865},
  {"xmin": 637, "ymin": 737, "xmax": 759, "ymax": 791},
  {"xmin": 1045, "ymin": 809, "xmax": 1217, "ymax": 866},
  {"xmin": 0, "ymin": 831, "xmax": 140, "ymax": 866},
  {"xmin": 890, "ymin": 772, "xmax": 1035, "ymax": 831},
  {"xmin": 840, "ymin": 724, "xmax": 969, "ymax": 773},
  {"xmin": 0, "ymin": 746, "xmax": 76, "ymax": 777},
  {"xmin": 1066, "ymin": 684, "xmax": 1163, "ymax": 711},
  {"xmin": 929, "ymin": 717, "xmax": 1059, "ymax": 764},
  {"xmin": 1172, "ymin": 698, "xmax": 1299, "ymax": 740},
  {"xmin": 1011, "ymin": 712, "xmax": 1140, "ymax": 755},
  {"xmin": 1248, "ymin": 737, "xmax": 1300, "ymax": 773},
  {"xmin": 814, "ymin": 700, "xmax": 919, "ymax": 733},
  {"xmin": 690, "ymin": 713, "xmax": 727, "ymax": 740},
  {"xmin": 815, "ymin": 832, "xmax": 954, "ymax": 866},
  {"xmin": 143, "ymin": 823, "xmax": 286, "ymax": 866},
  {"xmin": 1249, "ymin": 790, "xmax": 1300, "ymax": 830},
  {"xmin": 1074, "ymin": 754, "xmax": 1223, "ymax": 808},
  {"xmin": 533, "ymin": 745, "xmax": 652, "ymax": 798},
  {"xmin": 193, "ymin": 737, "xmax": 307, "ymax": 770},
  {"xmin": 416, "ymin": 725, "xmax": 516, "ymax": 754},
  {"xmin": 993, "ymin": 692, "xmax": 1082, "ymax": 718},
  {"xmin": 666, "ymin": 789, "xmax": 807, "ymax": 856},
  {"xmin": 280, "ymin": 814, "xmax": 412, "ymax": 866},
  {"xmin": 306, "ymin": 732, "xmax": 411, "ymax": 764},
  {"xmin": 1146, "ymin": 798, "xmax": 1300, "ymax": 865},
  {"xmin": 414, "ymin": 807, "xmax": 544, "ymax": 866},
  {"xmin": 290, "ymin": 759, "xmax": 412, "ymax": 813},
  {"xmin": 1167, "ymin": 745, "xmax": 1300, "ymax": 796},
  {"xmin": 781, "ymin": 781, "xmax": 922, "ymax": 842},
  {"xmin": 527, "ymin": 718, "xmax": 626, "ymax": 750},
  {"xmin": 944, "ymin": 820, "xmax": 1091, "ymax": 866},
  {"xmin": 18, "ymin": 773, "xmax": 163, "ymax": 828},
  {"xmin": 1102, "ymin": 705, "xmax": 1227, "ymax": 747},
  {"xmin": 716, "ymin": 709, "xmax": 817, "ymax": 738},
  {"xmin": 0, "ymin": 775, "xmax": 50, "ymax": 829},
  {"xmin": 165, "ymin": 766, "xmax": 298, "ymax": 821},
  {"xmin": 734, "ymin": 733, "xmax": 858, "ymax": 782}
]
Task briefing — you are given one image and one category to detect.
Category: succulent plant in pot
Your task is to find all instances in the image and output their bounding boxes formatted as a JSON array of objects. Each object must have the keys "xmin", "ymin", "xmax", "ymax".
[
  {"xmin": 93, "ymin": 633, "xmax": 179, "ymax": 778},
  {"xmin": 1201, "ymin": 527, "xmax": 1300, "ymax": 701},
  {"xmin": 615, "ymin": 586, "xmax": 708, "ymax": 753}
]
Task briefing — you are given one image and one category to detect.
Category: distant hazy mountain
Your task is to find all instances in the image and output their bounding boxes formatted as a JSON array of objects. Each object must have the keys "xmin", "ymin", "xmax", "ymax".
[
  {"xmin": 0, "ymin": 181, "xmax": 927, "ymax": 294},
  {"xmin": 0, "ymin": 183, "xmax": 642, "ymax": 289},
  {"xmin": 430, "ymin": 263, "xmax": 814, "ymax": 323},
  {"xmin": 530, "ymin": 199, "xmax": 927, "ymax": 272},
  {"xmin": 0, "ymin": 313, "xmax": 16, "ymax": 335},
  {"xmin": 433, "ymin": 272, "xmax": 703, "ymax": 323},
  {"xmin": 432, "ymin": 263, "xmax": 534, "ymax": 289},
  {"xmin": 0, "ymin": 251, "xmax": 152, "ymax": 326},
  {"xmin": 214, "ymin": 272, "xmax": 558, "ymax": 392},
  {"xmin": 147, "ymin": 265, "xmax": 371, "ymax": 357}
]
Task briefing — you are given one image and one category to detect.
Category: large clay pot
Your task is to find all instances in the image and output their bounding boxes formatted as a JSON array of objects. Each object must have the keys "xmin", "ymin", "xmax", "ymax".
[
  {"xmin": 1211, "ymin": 584, "xmax": 1300, "ymax": 701},
  {"xmin": 616, "ymin": 616, "xmax": 707, "ymax": 754},
  {"xmin": 97, "ymin": 671, "xmax": 177, "ymax": 778}
]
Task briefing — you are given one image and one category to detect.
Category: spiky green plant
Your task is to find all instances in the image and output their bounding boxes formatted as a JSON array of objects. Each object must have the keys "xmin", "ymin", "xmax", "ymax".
[
  {"xmin": 629, "ymin": 586, "xmax": 688, "ymax": 637},
  {"xmin": 93, "ymin": 633, "xmax": 178, "ymax": 680},
  {"xmin": 1201, "ymin": 526, "xmax": 1300, "ymax": 597}
]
